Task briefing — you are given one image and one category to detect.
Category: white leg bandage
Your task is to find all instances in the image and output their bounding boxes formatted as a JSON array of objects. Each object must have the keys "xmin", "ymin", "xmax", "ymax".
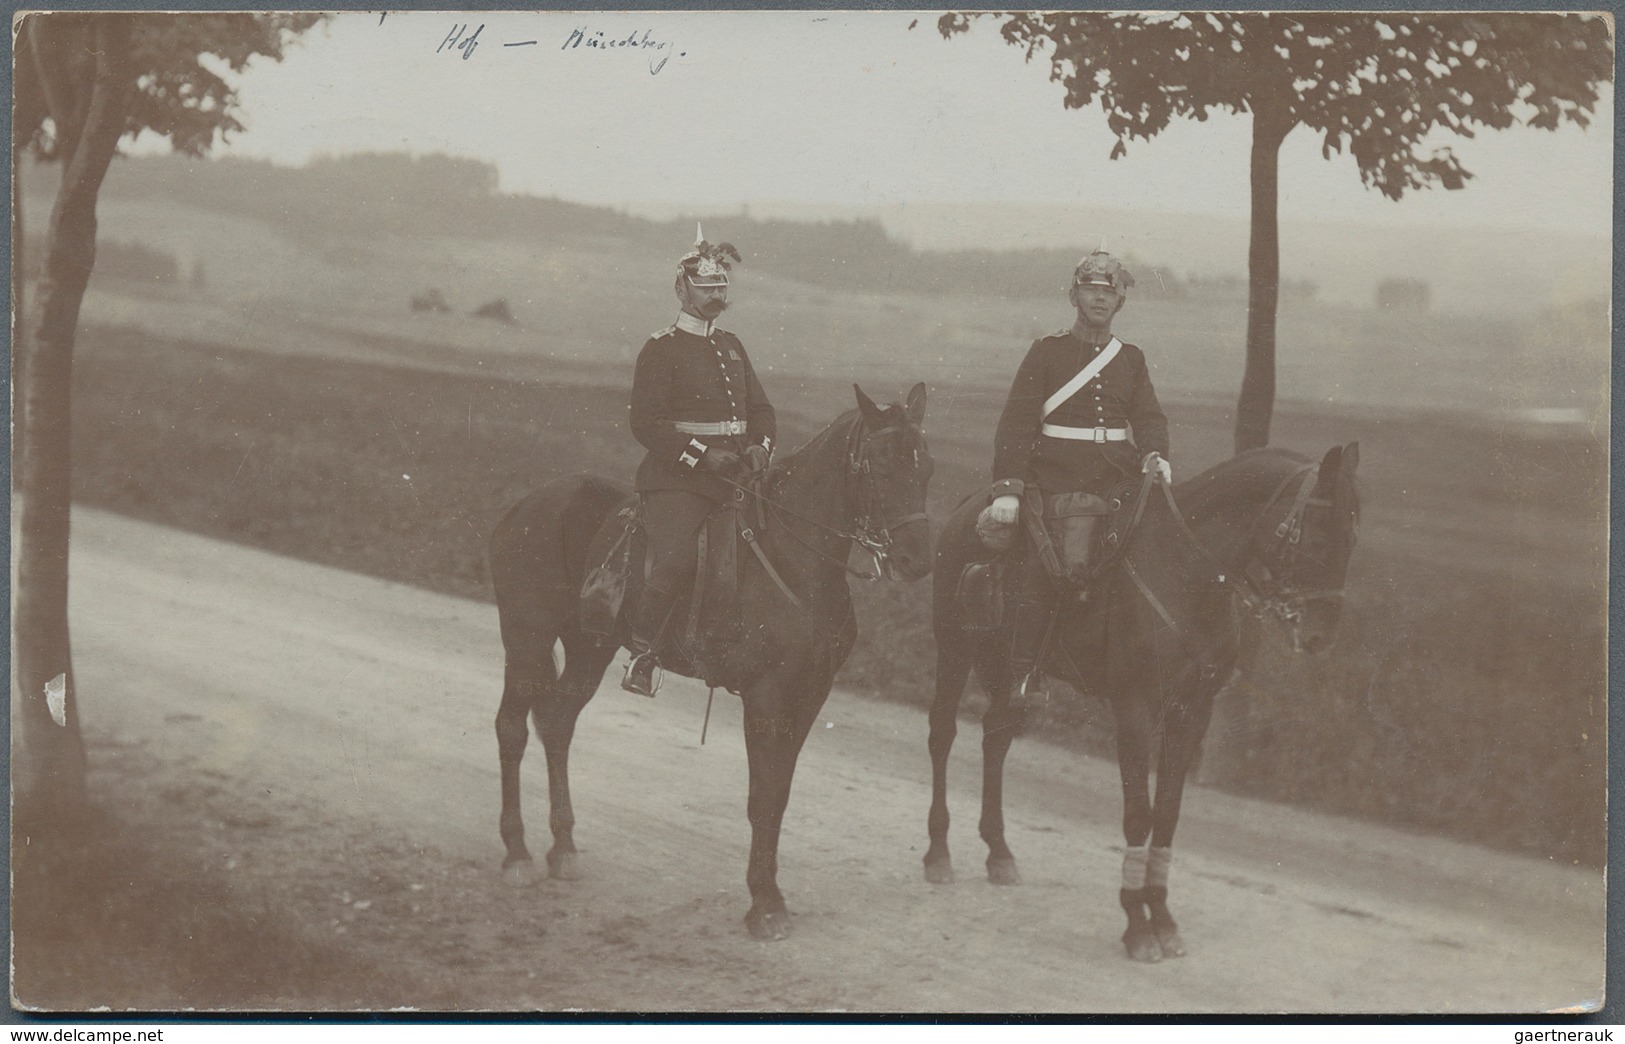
[
  {"xmin": 1121, "ymin": 845, "xmax": 1149, "ymax": 890},
  {"xmin": 1147, "ymin": 846, "xmax": 1173, "ymax": 889}
]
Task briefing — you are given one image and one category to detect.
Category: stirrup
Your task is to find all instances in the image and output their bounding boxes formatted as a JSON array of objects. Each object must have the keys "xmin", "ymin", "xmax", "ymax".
[
  {"xmin": 1014, "ymin": 666, "xmax": 1045, "ymax": 702},
  {"xmin": 621, "ymin": 652, "xmax": 662, "ymax": 698}
]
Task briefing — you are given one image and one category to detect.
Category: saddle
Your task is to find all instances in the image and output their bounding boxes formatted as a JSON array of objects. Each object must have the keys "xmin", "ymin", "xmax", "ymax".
[
  {"xmin": 956, "ymin": 477, "xmax": 1147, "ymax": 633},
  {"xmin": 578, "ymin": 495, "xmax": 751, "ymax": 686}
]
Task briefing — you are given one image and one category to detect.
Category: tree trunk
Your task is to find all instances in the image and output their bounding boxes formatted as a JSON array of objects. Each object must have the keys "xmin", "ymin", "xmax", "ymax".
[
  {"xmin": 13, "ymin": 143, "xmax": 26, "ymax": 464},
  {"xmin": 14, "ymin": 15, "xmax": 134, "ymax": 833},
  {"xmin": 1234, "ymin": 99, "xmax": 1292, "ymax": 456}
]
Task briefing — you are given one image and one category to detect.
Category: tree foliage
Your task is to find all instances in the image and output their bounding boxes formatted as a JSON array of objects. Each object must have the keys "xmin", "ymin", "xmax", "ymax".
[
  {"xmin": 940, "ymin": 11, "xmax": 1613, "ymax": 449},
  {"xmin": 943, "ymin": 11, "xmax": 1611, "ymax": 195},
  {"xmin": 17, "ymin": 13, "xmax": 327, "ymax": 161}
]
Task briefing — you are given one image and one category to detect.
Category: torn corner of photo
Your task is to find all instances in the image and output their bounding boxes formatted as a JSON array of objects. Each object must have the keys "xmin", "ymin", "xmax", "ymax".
[{"xmin": 45, "ymin": 671, "xmax": 67, "ymax": 725}]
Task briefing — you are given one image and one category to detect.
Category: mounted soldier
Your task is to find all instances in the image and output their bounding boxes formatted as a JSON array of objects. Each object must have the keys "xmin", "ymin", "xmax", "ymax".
[
  {"xmin": 981, "ymin": 249, "xmax": 1171, "ymax": 697},
  {"xmin": 622, "ymin": 227, "xmax": 777, "ymax": 697}
]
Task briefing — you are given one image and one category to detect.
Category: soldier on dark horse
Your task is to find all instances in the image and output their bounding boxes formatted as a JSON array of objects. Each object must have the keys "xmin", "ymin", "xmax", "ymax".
[
  {"xmin": 930, "ymin": 249, "xmax": 1362, "ymax": 960},
  {"xmin": 622, "ymin": 227, "xmax": 776, "ymax": 697},
  {"xmin": 491, "ymin": 228, "xmax": 937, "ymax": 938},
  {"xmin": 983, "ymin": 249, "xmax": 1170, "ymax": 698}
]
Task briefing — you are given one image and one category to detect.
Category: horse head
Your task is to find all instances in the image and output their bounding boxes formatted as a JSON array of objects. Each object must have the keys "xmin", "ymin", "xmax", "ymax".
[
  {"xmin": 850, "ymin": 383, "xmax": 935, "ymax": 582},
  {"xmin": 1246, "ymin": 442, "xmax": 1361, "ymax": 654}
]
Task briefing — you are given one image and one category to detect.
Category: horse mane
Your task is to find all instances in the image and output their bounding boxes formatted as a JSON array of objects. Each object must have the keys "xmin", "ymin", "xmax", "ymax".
[
  {"xmin": 1171, "ymin": 447, "xmax": 1314, "ymax": 523},
  {"xmin": 772, "ymin": 396, "xmax": 918, "ymax": 475},
  {"xmin": 779, "ymin": 406, "xmax": 862, "ymax": 468}
]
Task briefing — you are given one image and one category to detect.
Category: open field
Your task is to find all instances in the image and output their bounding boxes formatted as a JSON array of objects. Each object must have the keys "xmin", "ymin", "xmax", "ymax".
[
  {"xmin": 24, "ymin": 166, "xmax": 1611, "ymax": 422},
  {"xmin": 58, "ymin": 271, "xmax": 1607, "ymax": 866}
]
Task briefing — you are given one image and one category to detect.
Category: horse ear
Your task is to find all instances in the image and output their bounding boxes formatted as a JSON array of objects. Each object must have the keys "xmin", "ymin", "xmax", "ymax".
[
  {"xmin": 1314, "ymin": 445, "xmax": 1344, "ymax": 493},
  {"xmin": 904, "ymin": 382, "xmax": 927, "ymax": 426},
  {"xmin": 853, "ymin": 384, "xmax": 882, "ymax": 423},
  {"xmin": 1342, "ymin": 441, "xmax": 1360, "ymax": 476}
]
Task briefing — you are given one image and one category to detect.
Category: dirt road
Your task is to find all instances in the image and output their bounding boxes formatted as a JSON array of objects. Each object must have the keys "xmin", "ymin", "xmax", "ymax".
[{"xmin": 64, "ymin": 509, "xmax": 1602, "ymax": 1014}]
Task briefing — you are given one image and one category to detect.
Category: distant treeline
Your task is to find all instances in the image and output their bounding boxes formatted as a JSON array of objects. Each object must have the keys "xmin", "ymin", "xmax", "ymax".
[
  {"xmin": 20, "ymin": 233, "xmax": 183, "ymax": 285},
  {"xmin": 39, "ymin": 151, "xmax": 1284, "ymax": 300}
]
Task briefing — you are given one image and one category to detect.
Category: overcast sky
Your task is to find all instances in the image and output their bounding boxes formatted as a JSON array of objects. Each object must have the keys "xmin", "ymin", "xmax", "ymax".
[{"xmin": 191, "ymin": 10, "xmax": 1613, "ymax": 240}]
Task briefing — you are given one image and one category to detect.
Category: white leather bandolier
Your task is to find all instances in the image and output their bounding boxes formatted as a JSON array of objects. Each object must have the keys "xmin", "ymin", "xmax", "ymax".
[{"xmin": 1039, "ymin": 337, "xmax": 1128, "ymax": 442}]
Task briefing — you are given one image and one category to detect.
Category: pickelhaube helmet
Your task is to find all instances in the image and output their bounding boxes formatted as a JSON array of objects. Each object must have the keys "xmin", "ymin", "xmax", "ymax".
[
  {"xmin": 1070, "ymin": 250, "xmax": 1135, "ymax": 294},
  {"xmin": 679, "ymin": 223, "xmax": 740, "ymax": 287}
]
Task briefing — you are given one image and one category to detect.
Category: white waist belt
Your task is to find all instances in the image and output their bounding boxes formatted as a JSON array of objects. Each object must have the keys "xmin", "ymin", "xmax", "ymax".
[
  {"xmin": 675, "ymin": 420, "xmax": 747, "ymax": 436},
  {"xmin": 1040, "ymin": 424, "xmax": 1129, "ymax": 442}
]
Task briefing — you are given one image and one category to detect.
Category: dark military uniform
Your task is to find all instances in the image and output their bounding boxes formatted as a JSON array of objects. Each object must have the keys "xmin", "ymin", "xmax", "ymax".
[
  {"xmin": 992, "ymin": 328, "xmax": 1168, "ymax": 500},
  {"xmin": 631, "ymin": 313, "xmax": 775, "ymax": 500},
  {"xmin": 627, "ymin": 311, "xmax": 775, "ymax": 654},
  {"xmin": 991, "ymin": 326, "xmax": 1169, "ymax": 685}
]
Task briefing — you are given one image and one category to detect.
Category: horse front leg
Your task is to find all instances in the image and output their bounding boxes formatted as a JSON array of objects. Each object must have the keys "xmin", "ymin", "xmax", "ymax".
[
  {"xmin": 924, "ymin": 636, "xmax": 974, "ymax": 885},
  {"xmin": 978, "ymin": 645, "xmax": 1024, "ymax": 886},
  {"xmin": 740, "ymin": 671, "xmax": 826, "ymax": 941},
  {"xmin": 535, "ymin": 630, "xmax": 616, "ymax": 882},
  {"xmin": 1140, "ymin": 689, "xmax": 1217, "ymax": 959},
  {"xmin": 1113, "ymin": 698, "xmax": 1159, "ymax": 961}
]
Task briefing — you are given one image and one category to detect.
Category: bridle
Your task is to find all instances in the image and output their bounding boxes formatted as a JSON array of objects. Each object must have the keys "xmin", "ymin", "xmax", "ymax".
[
  {"xmin": 840, "ymin": 414, "xmax": 930, "ymax": 580},
  {"xmin": 1117, "ymin": 461, "xmax": 1348, "ymax": 676},
  {"xmin": 719, "ymin": 410, "xmax": 930, "ymax": 610},
  {"xmin": 1236, "ymin": 463, "xmax": 1348, "ymax": 627}
]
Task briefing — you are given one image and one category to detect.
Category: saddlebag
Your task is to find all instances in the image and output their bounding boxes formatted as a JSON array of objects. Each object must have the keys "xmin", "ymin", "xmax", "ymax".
[
  {"xmin": 579, "ymin": 506, "xmax": 638, "ymax": 640},
  {"xmin": 956, "ymin": 560, "xmax": 1005, "ymax": 632}
]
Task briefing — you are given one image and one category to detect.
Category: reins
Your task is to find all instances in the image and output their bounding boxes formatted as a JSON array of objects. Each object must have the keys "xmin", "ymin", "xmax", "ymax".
[
  {"xmin": 1115, "ymin": 460, "xmax": 1341, "ymax": 677},
  {"xmin": 721, "ymin": 412, "xmax": 927, "ymax": 586}
]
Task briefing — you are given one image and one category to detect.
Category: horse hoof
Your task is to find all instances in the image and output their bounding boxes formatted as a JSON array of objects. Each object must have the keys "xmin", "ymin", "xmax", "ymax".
[
  {"xmin": 1123, "ymin": 928, "xmax": 1162, "ymax": 963},
  {"xmin": 547, "ymin": 851, "xmax": 582, "ymax": 881},
  {"xmin": 745, "ymin": 907, "xmax": 791, "ymax": 941},
  {"xmin": 502, "ymin": 858, "xmax": 540, "ymax": 889},
  {"xmin": 924, "ymin": 859, "xmax": 955, "ymax": 885},
  {"xmin": 987, "ymin": 858, "xmax": 1021, "ymax": 886},
  {"xmin": 1154, "ymin": 926, "xmax": 1187, "ymax": 958}
]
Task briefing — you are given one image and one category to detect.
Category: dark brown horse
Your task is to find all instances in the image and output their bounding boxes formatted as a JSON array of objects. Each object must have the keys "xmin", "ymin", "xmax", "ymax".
[
  {"xmin": 492, "ymin": 384, "xmax": 933, "ymax": 940},
  {"xmin": 925, "ymin": 444, "xmax": 1361, "ymax": 960}
]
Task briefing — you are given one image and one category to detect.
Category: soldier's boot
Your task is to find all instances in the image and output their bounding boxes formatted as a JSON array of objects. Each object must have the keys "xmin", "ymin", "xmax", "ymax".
[
  {"xmin": 1007, "ymin": 598, "xmax": 1053, "ymax": 703},
  {"xmin": 622, "ymin": 588, "xmax": 674, "ymax": 698}
]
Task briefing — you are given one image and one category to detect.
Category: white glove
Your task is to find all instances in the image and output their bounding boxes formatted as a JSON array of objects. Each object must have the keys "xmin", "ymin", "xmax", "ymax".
[
  {"xmin": 1143, "ymin": 452, "xmax": 1172, "ymax": 484},
  {"xmin": 987, "ymin": 494, "xmax": 1021, "ymax": 525}
]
